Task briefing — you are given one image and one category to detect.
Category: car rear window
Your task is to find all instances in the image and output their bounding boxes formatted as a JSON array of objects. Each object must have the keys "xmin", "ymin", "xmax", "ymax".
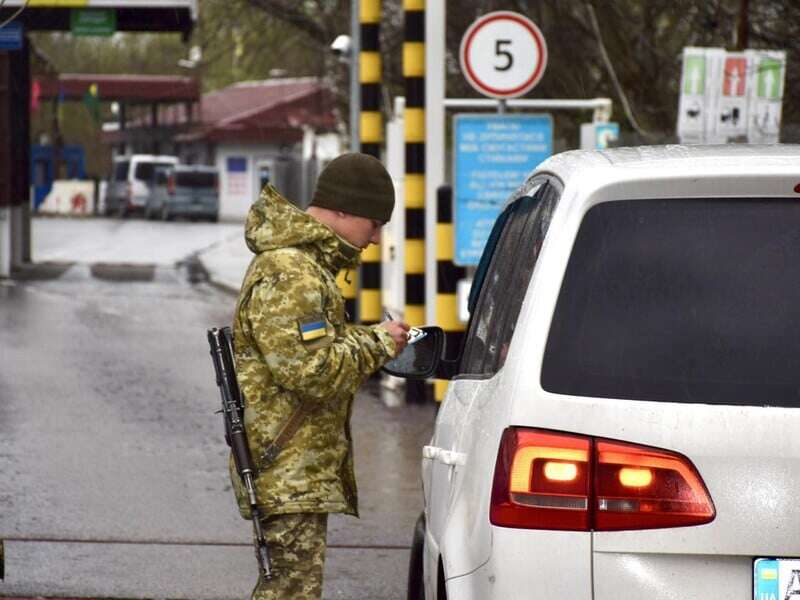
[
  {"xmin": 113, "ymin": 161, "xmax": 129, "ymax": 181},
  {"xmin": 175, "ymin": 172, "xmax": 218, "ymax": 188},
  {"xmin": 135, "ymin": 162, "xmax": 175, "ymax": 181},
  {"xmin": 541, "ymin": 198, "xmax": 800, "ymax": 407}
]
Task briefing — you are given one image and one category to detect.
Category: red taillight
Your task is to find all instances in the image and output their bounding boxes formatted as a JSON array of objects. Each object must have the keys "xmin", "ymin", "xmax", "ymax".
[
  {"xmin": 491, "ymin": 429, "xmax": 591, "ymax": 530},
  {"xmin": 490, "ymin": 428, "xmax": 715, "ymax": 531},
  {"xmin": 594, "ymin": 440, "xmax": 715, "ymax": 530},
  {"xmin": 167, "ymin": 175, "xmax": 176, "ymax": 195}
]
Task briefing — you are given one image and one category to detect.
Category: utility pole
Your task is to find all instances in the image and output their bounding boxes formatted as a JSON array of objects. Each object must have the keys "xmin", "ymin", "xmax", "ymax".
[{"xmin": 735, "ymin": 0, "xmax": 749, "ymax": 51}]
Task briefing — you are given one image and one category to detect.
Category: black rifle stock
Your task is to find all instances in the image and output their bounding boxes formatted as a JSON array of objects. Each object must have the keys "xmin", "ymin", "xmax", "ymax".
[{"xmin": 207, "ymin": 326, "xmax": 272, "ymax": 580}]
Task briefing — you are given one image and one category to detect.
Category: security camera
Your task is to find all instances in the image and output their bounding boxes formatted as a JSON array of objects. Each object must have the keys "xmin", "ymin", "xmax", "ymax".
[{"xmin": 331, "ymin": 34, "xmax": 352, "ymax": 61}]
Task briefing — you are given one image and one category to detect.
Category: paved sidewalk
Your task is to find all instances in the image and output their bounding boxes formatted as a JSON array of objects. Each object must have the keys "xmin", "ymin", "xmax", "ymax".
[{"xmin": 33, "ymin": 216, "xmax": 241, "ymax": 266}]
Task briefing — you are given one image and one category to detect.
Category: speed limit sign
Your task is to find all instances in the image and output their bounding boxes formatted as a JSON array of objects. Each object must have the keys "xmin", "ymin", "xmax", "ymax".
[{"xmin": 459, "ymin": 11, "xmax": 548, "ymax": 99}]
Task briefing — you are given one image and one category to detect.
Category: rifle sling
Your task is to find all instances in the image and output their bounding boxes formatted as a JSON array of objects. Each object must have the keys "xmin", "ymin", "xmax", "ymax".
[{"xmin": 260, "ymin": 400, "xmax": 312, "ymax": 466}]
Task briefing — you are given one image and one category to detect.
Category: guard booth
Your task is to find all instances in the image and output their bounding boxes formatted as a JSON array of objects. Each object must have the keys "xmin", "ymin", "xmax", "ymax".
[{"xmin": 0, "ymin": 0, "xmax": 197, "ymax": 277}]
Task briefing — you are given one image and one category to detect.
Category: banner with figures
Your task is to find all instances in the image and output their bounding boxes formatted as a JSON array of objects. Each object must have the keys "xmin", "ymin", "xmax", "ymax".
[
  {"xmin": 748, "ymin": 50, "xmax": 786, "ymax": 143},
  {"xmin": 677, "ymin": 47, "xmax": 786, "ymax": 144}
]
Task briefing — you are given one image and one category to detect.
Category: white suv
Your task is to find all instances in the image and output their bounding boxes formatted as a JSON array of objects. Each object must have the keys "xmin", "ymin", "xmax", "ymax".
[
  {"xmin": 106, "ymin": 154, "xmax": 179, "ymax": 217},
  {"xmin": 387, "ymin": 145, "xmax": 800, "ymax": 600}
]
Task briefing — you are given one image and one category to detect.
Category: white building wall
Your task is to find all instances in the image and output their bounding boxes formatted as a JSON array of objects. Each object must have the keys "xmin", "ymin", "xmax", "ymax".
[
  {"xmin": 215, "ymin": 136, "xmax": 344, "ymax": 221},
  {"xmin": 216, "ymin": 143, "xmax": 281, "ymax": 220},
  {"xmin": 315, "ymin": 133, "xmax": 343, "ymax": 167}
]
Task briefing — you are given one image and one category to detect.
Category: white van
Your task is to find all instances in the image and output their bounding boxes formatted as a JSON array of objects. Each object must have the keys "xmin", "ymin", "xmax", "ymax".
[
  {"xmin": 106, "ymin": 154, "xmax": 179, "ymax": 217},
  {"xmin": 387, "ymin": 144, "xmax": 800, "ymax": 600}
]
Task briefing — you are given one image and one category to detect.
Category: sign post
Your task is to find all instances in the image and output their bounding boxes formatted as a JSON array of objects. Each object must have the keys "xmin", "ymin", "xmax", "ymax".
[
  {"xmin": 0, "ymin": 22, "xmax": 23, "ymax": 51},
  {"xmin": 677, "ymin": 46, "xmax": 786, "ymax": 144},
  {"xmin": 713, "ymin": 52, "xmax": 749, "ymax": 140},
  {"xmin": 748, "ymin": 50, "xmax": 786, "ymax": 144},
  {"xmin": 459, "ymin": 11, "xmax": 547, "ymax": 101},
  {"xmin": 677, "ymin": 47, "xmax": 719, "ymax": 143},
  {"xmin": 580, "ymin": 122, "xmax": 619, "ymax": 150},
  {"xmin": 71, "ymin": 8, "xmax": 117, "ymax": 36},
  {"xmin": 453, "ymin": 114, "xmax": 552, "ymax": 266},
  {"xmin": 452, "ymin": 12, "xmax": 551, "ymax": 266}
]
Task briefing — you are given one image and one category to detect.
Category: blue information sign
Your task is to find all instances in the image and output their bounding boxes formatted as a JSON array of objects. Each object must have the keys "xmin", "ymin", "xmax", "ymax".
[
  {"xmin": 454, "ymin": 114, "xmax": 552, "ymax": 266},
  {"xmin": 595, "ymin": 122, "xmax": 620, "ymax": 149},
  {"xmin": 0, "ymin": 22, "xmax": 23, "ymax": 51}
]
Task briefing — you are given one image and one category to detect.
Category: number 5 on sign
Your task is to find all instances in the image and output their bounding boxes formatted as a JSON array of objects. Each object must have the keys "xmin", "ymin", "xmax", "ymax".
[
  {"xmin": 460, "ymin": 11, "xmax": 548, "ymax": 99},
  {"xmin": 495, "ymin": 40, "xmax": 513, "ymax": 71}
]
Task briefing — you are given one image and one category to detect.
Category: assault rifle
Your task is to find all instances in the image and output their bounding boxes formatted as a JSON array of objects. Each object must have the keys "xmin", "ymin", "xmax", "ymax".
[{"xmin": 207, "ymin": 326, "xmax": 272, "ymax": 580}]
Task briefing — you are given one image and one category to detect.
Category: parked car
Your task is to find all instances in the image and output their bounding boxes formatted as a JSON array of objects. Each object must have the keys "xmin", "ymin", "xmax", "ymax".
[
  {"xmin": 105, "ymin": 154, "xmax": 179, "ymax": 217},
  {"xmin": 148, "ymin": 165, "xmax": 219, "ymax": 222},
  {"xmin": 386, "ymin": 145, "xmax": 800, "ymax": 600}
]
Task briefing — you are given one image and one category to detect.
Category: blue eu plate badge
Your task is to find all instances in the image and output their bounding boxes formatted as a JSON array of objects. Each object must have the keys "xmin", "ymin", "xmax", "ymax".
[{"xmin": 754, "ymin": 558, "xmax": 800, "ymax": 600}]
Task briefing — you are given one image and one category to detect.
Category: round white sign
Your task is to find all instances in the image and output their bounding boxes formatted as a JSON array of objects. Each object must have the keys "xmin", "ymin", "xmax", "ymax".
[{"xmin": 459, "ymin": 11, "xmax": 548, "ymax": 99}]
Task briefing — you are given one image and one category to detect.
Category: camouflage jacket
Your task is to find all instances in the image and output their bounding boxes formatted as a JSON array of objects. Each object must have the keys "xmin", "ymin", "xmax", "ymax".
[{"xmin": 231, "ymin": 185, "xmax": 397, "ymax": 518}]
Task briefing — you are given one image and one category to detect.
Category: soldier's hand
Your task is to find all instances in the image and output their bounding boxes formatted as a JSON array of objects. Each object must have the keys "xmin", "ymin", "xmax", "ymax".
[{"xmin": 379, "ymin": 320, "xmax": 411, "ymax": 355}]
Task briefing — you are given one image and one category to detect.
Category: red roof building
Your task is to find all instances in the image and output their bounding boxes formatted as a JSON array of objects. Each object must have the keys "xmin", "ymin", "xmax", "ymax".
[
  {"xmin": 96, "ymin": 77, "xmax": 342, "ymax": 218},
  {"xmin": 183, "ymin": 77, "xmax": 336, "ymax": 143},
  {"xmin": 99, "ymin": 76, "xmax": 337, "ymax": 151}
]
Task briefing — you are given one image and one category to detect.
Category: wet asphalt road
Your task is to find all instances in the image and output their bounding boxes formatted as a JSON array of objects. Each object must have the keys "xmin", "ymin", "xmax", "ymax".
[{"xmin": 0, "ymin": 223, "xmax": 436, "ymax": 599}]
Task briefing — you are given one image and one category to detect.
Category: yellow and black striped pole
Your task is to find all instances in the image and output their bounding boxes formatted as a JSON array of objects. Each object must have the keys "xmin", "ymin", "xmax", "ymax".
[
  {"xmin": 358, "ymin": 0, "xmax": 382, "ymax": 324},
  {"xmin": 435, "ymin": 185, "xmax": 466, "ymax": 401},
  {"xmin": 403, "ymin": 0, "xmax": 425, "ymax": 327},
  {"xmin": 404, "ymin": 0, "xmax": 428, "ymax": 402}
]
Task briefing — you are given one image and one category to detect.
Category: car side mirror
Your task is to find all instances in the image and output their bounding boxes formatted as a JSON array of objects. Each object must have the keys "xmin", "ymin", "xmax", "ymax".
[{"xmin": 381, "ymin": 326, "xmax": 445, "ymax": 380}]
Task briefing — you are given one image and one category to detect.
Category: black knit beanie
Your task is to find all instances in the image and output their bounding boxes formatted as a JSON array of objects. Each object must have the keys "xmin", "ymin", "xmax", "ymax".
[{"xmin": 311, "ymin": 153, "xmax": 395, "ymax": 223}]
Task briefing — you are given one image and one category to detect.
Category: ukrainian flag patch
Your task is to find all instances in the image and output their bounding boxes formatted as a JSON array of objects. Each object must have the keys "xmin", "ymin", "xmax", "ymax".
[{"xmin": 298, "ymin": 317, "xmax": 327, "ymax": 342}]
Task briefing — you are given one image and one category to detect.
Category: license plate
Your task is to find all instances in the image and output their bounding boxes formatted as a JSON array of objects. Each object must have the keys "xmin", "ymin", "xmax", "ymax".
[{"xmin": 754, "ymin": 558, "xmax": 800, "ymax": 600}]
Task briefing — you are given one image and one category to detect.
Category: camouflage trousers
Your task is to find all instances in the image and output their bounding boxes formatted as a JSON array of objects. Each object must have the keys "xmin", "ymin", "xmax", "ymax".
[{"xmin": 251, "ymin": 512, "xmax": 328, "ymax": 600}]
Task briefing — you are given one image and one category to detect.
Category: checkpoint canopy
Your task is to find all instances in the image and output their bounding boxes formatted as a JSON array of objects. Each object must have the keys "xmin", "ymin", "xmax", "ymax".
[{"xmin": 0, "ymin": 1, "xmax": 197, "ymax": 37}]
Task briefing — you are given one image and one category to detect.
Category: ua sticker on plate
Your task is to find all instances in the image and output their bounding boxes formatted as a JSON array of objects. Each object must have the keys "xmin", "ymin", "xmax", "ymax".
[{"xmin": 754, "ymin": 558, "xmax": 800, "ymax": 600}]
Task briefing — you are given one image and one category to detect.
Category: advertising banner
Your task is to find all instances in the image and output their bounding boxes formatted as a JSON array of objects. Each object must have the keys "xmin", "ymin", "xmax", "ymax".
[
  {"xmin": 678, "ymin": 47, "xmax": 786, "ymax": 144},
  {"xmin": 748, "ymin": 50, "xmax": 786, "ymax": 144}
]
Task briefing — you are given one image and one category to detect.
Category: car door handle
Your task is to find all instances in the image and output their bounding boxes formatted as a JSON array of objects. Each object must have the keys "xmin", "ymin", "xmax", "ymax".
[
  {"xmin": 439, "ymin": 449, "xmax": 466, "ymax": 466},
  {"xmin": 422, "ymin": 445, "xmax": 439, "ymax": 460},
  {"xmin": 423, "ymin": 445, "xmax": 466, "ymax": 466}
]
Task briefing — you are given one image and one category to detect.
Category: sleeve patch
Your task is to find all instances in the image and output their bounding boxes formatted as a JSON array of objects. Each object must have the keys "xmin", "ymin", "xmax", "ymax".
[{"xmin": 298, "ymin": 317, "xmax": 327, "ymax": 342}]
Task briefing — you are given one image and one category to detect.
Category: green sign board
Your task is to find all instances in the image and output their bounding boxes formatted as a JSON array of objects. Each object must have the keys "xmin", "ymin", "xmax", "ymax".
[
  {"xmin": 756, "ymin": 58, "xmax": 783, "ymax": 99},
  {"xmin": 683, "ymin": 55, "xmax": 706, "ymax": 95},
  {"xmin": 71, "ymin": 8, "xmax": 116, "ymax": 36}
]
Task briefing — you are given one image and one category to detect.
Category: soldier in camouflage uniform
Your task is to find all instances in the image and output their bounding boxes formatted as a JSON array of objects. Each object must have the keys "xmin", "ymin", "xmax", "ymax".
[{"xmin": 231, "ymin": 153, "xmax": 409, "ymax": 599}]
